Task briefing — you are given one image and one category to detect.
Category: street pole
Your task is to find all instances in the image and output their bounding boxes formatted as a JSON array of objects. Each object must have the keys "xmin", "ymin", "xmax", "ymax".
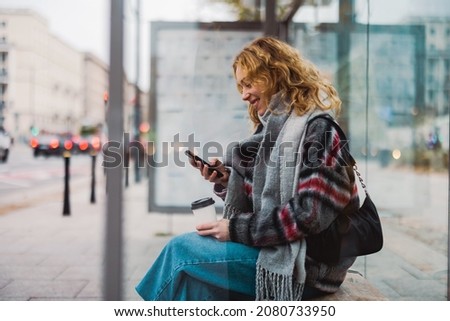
[
  {"xmin": 264, "ymin": 0, "xmax": 277, "ymax": 37},
  {"xmin": 337, "ymin": 0, "xmax": 354, "ymax": 136},
  {"xmin": 90, "ymin": 152, "xmax": 96, "ymax": 204},
  {"xmin": 62, "ymin": 152, "xmax": 71, "ymax": 216},
  {"xmin": 0, "ymin": 100, "xmax": 4, "ymax": 129},
  {"xmin": 103, "ymin": 92, "xmax": 109, "ymax": 178},
  {"xmin": 104, "ymin": 0, "xmax": 124, "ymax": 301},
  {"xmin": 125, "ymin": 154, "xmax": 129, "ymax": 187},
  {"xmin": 133, "ymin": 0, "xmax": 142, "ymax": 183}
]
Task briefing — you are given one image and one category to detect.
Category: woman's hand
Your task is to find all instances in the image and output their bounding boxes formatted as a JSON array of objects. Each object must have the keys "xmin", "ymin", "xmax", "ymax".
[
  {"xmin": 190, "ymin": 157, "xmax": 230, "ymax": 188},
  {"xmin": 196, "ymin": 219, "xmax": 230, "ymax": 242}
]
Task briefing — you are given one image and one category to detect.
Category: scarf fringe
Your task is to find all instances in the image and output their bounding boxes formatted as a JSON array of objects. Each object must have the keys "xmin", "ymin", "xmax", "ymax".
[{"xmin": 255, "ymin": 265, "xmax": 305, "ymax": 301}]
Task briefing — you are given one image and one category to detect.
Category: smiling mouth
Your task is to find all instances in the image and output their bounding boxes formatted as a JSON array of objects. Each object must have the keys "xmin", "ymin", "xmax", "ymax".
[{"xmin": 250, "ymin": 98, "xmax": 259, "ymax": 107}]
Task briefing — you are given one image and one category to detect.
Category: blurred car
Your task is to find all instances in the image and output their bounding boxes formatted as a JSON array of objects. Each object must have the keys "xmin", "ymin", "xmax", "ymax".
[
  {"xmin": 71, "ymin": 134, "xmax": 101, "ymax": 155},
  {"xmin": 73, "ymin": 124, "xmax": 102, "ymax": 155},
  {"xmin": 29, "ymin": 132, "xmax": 74, "ymax": 157},
  {"xmin": 0, "ymin": 128, "xmax": 12, "ymax": 163}
]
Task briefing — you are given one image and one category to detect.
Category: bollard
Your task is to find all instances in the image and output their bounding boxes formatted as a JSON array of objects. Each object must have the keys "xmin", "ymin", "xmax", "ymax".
[
  {"xmin": 124, "ymin": 150, "xmax": 129, "ymax": 187},
  {"xmin": 62, "ymin": 151, "xmax": 71, "ymax": 216},
  {"xmin": 90, "ymin": 152, "xmax": 97, "ymax": 203}
]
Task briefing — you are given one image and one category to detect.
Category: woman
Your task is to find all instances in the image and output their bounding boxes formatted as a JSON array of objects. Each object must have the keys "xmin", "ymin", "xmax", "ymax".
[{"xmin": 136, "ymin": 36, "xmax": 360, "ymax": 301}]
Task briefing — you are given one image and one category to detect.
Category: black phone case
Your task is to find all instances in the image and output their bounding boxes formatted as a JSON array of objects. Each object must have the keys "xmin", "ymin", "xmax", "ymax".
[{"xmin": 185, "ymin": 150, "xmax": 224, "ymax": 178}]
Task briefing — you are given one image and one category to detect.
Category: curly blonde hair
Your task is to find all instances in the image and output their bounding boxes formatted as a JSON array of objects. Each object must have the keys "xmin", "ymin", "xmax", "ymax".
[{"xmin": 233, "ymin": 36, "xmax": 341, "ymax": 126}]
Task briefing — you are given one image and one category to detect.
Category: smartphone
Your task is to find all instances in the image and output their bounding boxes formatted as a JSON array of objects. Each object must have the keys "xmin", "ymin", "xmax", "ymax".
[{"xmin": 185, "ymin": 150, "xmax": 224, "ymax": 178}]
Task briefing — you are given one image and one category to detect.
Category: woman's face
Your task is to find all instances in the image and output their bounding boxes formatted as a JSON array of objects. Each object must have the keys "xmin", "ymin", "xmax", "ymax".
[{"xmin": 235, "ymin": 65, "xmax": 269, "ymax": 116}]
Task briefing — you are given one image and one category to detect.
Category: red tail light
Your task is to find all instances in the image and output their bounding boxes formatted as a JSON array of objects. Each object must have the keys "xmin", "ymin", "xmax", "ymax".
[
  {"xmin": 91, "ymin": 136, "xmax": 101, "ymax": 150},
  {"xmin": 79, "ymin": 140, "xmax": 89, "ymax": 151},
  {"xmin": 64, "ymin": 140, "xmax": 73, "ymax": 150},
  {"xmin": 49, "ymin": 139, "xmax": 59, "ymax": 149},
  {"xmin": 30, "ymin": 138, "xmax": 39, "ymax": 148}
]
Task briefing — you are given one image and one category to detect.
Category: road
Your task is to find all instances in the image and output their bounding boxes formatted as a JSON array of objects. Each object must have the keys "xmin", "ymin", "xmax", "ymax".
[{"xmin": 0, "ymin": 143, "xmax": 98, "ymax": 214}]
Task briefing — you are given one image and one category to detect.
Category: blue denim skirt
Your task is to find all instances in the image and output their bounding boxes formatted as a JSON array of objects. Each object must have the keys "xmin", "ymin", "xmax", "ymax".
[{"xmin": 135, "ymin": 232, "xmax": 260, "ymax": 301}]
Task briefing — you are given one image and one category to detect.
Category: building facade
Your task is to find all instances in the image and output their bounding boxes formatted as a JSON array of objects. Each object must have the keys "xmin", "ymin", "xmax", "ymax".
[
  {"xmin": 417, "ymin": 17, "xmax": 450, "ymax": 117},
  {"xmin": 83, "ymin": 52, "xmax": 109, "ymax": 131},
  {"xmin": 0, "ymin": 9, "xmax": 143, "ymax": 143}
]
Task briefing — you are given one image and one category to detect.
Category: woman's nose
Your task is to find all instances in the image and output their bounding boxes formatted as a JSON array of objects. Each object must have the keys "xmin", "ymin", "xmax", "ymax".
[{"xmin": 241, "ymin": 90, "xmax": 250, "ymax": 101}]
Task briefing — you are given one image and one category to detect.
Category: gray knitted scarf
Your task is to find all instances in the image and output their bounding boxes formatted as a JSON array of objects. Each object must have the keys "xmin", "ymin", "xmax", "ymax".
[{"xmin": 223, "ymin": 93, "xmax": 329, "ymax": 300}]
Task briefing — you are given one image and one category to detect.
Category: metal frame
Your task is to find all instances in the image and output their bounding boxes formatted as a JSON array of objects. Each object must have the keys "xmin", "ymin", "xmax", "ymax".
[
  {"xmin": 147, "ymin": 21, "xmax": 262, "ymax": 214},
  {"xmin": 279, "ymin": 0, "xmax": 305, "ymax": 41},
  {"xmin": 104, "ymin": 0, "xmax": 124, "ymax": 301}
]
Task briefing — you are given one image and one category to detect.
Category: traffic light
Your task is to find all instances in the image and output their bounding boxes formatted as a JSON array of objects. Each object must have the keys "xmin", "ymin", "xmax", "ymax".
[
  {"xmin": 30, "ymin": 126, "xmax": 39, "ymax": 136},
  {"xmin": 139, "ymin": 122, "xmax": 150, "ymax": 134}
]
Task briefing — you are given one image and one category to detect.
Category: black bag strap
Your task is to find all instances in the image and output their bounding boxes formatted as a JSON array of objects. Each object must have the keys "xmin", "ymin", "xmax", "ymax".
[{"xmin": 306, "ymin": 114, "xmax": 369, "ymax": 196}]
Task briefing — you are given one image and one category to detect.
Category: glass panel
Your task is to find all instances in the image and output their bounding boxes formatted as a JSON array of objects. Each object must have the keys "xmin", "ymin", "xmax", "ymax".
[{"xmin": 295, "ymin": 0, "xmax": 449, "ymax": 300}]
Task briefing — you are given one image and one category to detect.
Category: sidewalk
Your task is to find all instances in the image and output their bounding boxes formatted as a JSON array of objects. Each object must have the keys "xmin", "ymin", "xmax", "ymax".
[
  {"xmin": 0, "ymin": 173, "xmax": 448, "ymax": 300},
  {"xmin": 0, "ymin": 172, "xmax": 199, "ymax": 301}
]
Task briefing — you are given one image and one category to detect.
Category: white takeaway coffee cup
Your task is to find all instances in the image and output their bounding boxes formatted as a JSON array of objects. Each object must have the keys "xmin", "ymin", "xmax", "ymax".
[{"xmin": 191, "ymin": 197, "xmax": 217, "ymax": 226}]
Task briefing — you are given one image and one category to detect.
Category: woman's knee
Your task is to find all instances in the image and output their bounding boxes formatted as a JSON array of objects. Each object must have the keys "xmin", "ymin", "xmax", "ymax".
[
  {"xmin": 167, "ymin": 232, "xmax": 201, "ymax": 249},
  {"xmin": 164, "ymin": 232, "xmax": 210, "ymax": 257}
]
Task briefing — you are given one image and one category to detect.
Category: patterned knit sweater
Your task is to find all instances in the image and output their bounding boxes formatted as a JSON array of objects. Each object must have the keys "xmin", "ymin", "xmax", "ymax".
[{"xmin": 215, "ymin": 117, "xmax": 360, "ymax": 293}]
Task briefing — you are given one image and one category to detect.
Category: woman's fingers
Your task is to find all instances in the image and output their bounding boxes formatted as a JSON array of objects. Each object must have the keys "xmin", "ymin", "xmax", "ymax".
[
  {"xmin": 193, "ymin": 158, "xmax": 229, "ymax": 187},
  {"xmin": 196, "ymin": 220, "xmax": 230, "ymax": 242}
]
